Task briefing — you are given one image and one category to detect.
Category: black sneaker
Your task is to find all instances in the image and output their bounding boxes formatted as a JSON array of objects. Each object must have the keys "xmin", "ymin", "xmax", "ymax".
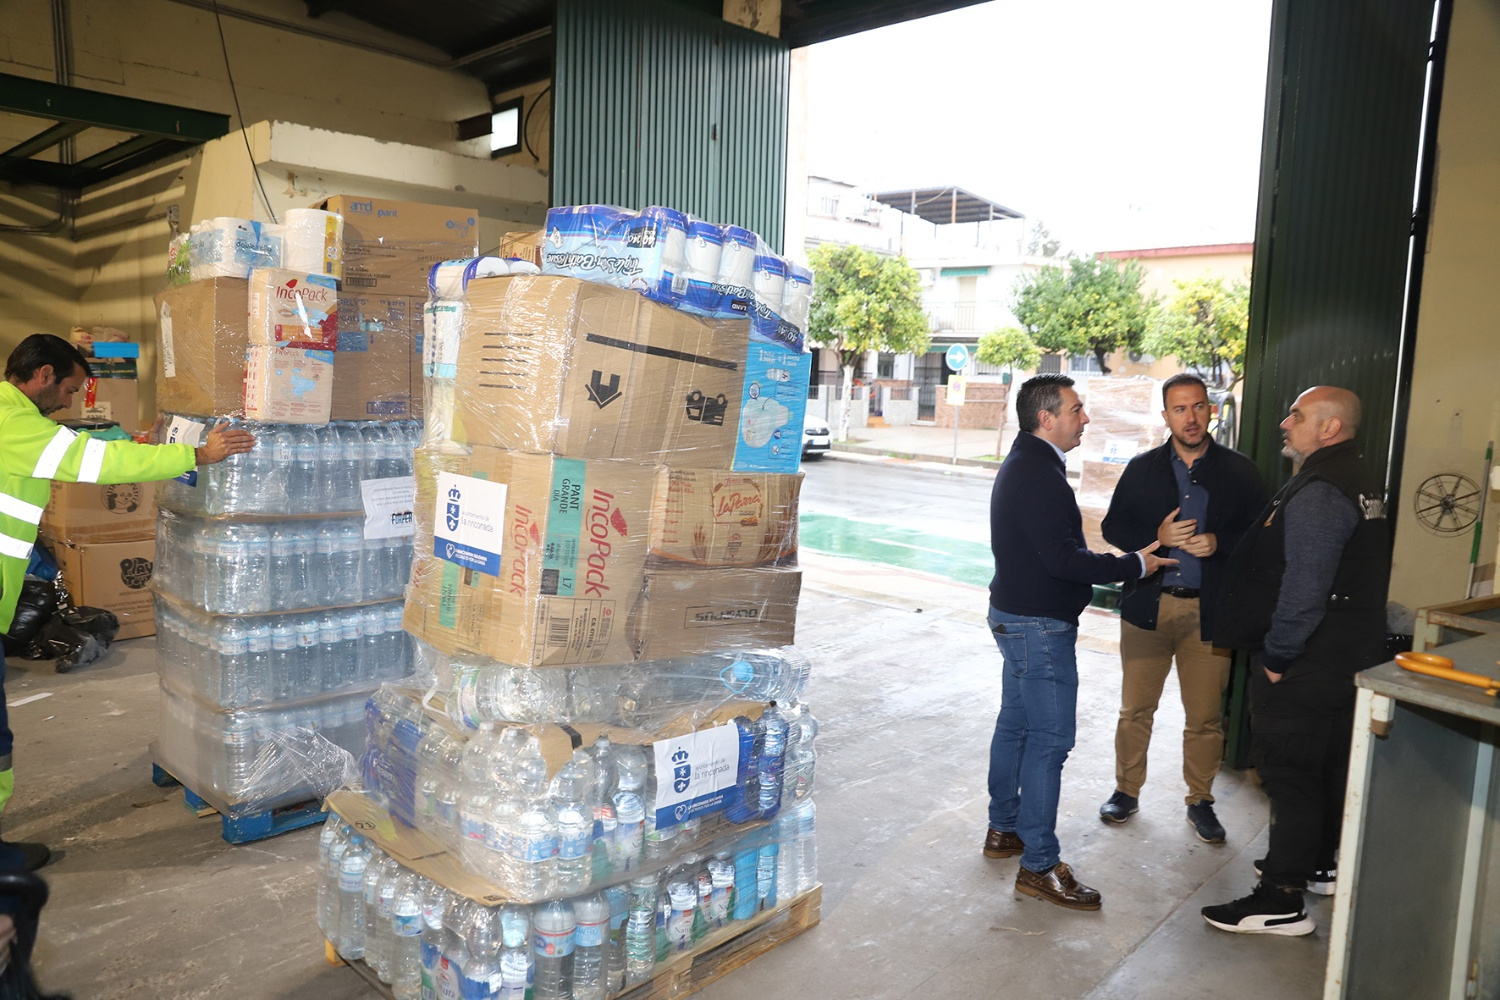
[
  {"xmin": 1099, "ymin": 791, "xmax": 1138, "ymax": 824},
  {"xmin": 1186, "ymin": 801, "xmax": 1226, "ymax": 843},
  {"xmin": 1253, "ymin": 858, "xmax": 1336, "ymax": 896},
  {"xmin": 1202, "ymin": 883, "xmax": 1314, "ymax": 936}
]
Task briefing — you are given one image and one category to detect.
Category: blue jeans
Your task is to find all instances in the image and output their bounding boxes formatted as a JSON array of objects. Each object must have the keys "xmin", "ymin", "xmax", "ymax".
[{"xmin": 987, "ymin": 606, "xmax": 1079, "ymax": 873}]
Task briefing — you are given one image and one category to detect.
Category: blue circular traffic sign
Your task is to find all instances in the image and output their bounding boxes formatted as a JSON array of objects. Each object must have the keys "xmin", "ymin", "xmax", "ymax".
[{"xmin": 945, "ymin": 344, "xmax": 970, "ymax": 372}]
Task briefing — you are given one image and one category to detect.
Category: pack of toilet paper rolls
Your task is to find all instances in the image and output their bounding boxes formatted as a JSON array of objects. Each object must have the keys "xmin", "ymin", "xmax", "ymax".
[
  {"xmin": 538, "ymin": 204, "xmax": 813, "ymax": 345},
  {"xmin": 187, "ymin": 218, "xmax": 282, "ymax": 281},
  {"xmin": 281, "ymin": 208, "xmax": 344, "ymax": 281}
]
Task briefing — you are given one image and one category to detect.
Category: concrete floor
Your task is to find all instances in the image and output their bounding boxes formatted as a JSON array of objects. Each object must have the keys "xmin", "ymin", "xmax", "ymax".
[{"xmin": 7, "ymin": 545, "xmax": 1330, "ymax": 999}]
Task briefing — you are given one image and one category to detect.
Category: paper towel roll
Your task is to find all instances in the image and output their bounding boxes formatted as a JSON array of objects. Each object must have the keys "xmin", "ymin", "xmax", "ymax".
[
  {"xmin": 423, "ymin": 299, "xmax": 466, "ymax": 379},
  {"xmin": 683, "ymin": 220, "xmax": 723, "ymax": 281},
  {"xmin": 188, "ymin": 218, "xmax": 260, "ymax": 280},
  {"xmin": 428, "ymin": 257, "xmax": 509, "ymax": 300},
  {"xmin": 752, "ymin": 253, "xmax": 787, "ymax": 315},
  {"xmin": 282, "ymin": 208, "xmax": 344, "ymax": 281},
  {"xmin": 716, "ymin": 226, "xmax": 757, "ymax": 289},
  {"xmin": 783, "ymin": 264, "xmax": 814, "ymax": 329}
]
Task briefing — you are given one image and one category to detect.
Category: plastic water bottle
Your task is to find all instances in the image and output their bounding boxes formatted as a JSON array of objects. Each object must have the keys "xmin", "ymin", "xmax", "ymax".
[
  {"xmin": 509, "ymin": 737, "xmax": 557, "ymax": 899},
  {"xmin": 358, "ymin": 607, "xmax": 386, "ymax": 682},
  {"xmin": 758, "ymin": 702, "xmax": 789, "ymax": 817},
  {"xmin": 332, "ymin": 521, "xmax": 365, "ymax": 605},
  {"xmin": 571, "ymin": 892, "xmax": 608, "ymax": 1000},
  {"xmin": 318, "ymin": 816, "xmax": 349, "ymax": 933},
  {"xmin": 587, "ymin": 737, "xmax": 617, "ymax": 883},
  {"xmin": 337, "ymin": 834, "xmax": 372, "ymax": 959},
  {"xmin": 643, "ymin": 764, "xmax": 677, "ymax": 861},
  {"xmin": 664, "ymin": 876, "xmax": 696, "ymax": 953},
  {"xmin": 360, "ymin": 851, "xmax": 392, "ymax": 977},
  {"xmin": 434, "ymin": 895, "xmax": 471, "ymax": 1000},
  {"xmin": 216, "ymin": 619, "xmax": 251, "ymax": 706},
  {"xmin": 268, "ymin": 617, "xmax": 296, "ymax": 701},
  {"xmin": 612, "ymin": 747, "xmax": 646, "ymax": 873},
  {"xmin": 458, "ymin": 723, "xmax": 497, "ymax": 872},
  {"xmin": 732, "ymin": 847, "xmax": 757, "ymax": 921},
  {"xmin": 374, "ymin": 857, "xmax": 402, "ymax": 983},
  {"xmin": 497, "ymin": 904, "xmax": 533, "ymax": 999},
  {"xmin": 419, "ymin": 883, "xmax": 452, "ymax": 1000},
  {"xmin": 287, "ymin": 424, "xmax": 320, "ymax": 509},
  {"xmin": 317, "ymin": 422, "xmax": 359, "ymax": 512},
  {"xmin": 624, "ymin": 876, "xmax": 656, "ymax": 985},
  {"xmin": 391, "ymin": 870, "xmax": 425, "ymax": 999},
  {"xmin": 532, "ymin": 899, "xmax": 576, "ymax": 1000},
  {"xmin": 604, "ymin": 885, "xmax": 628, "ymax": 994},
  {"xmin": 790, "ymin": 798, "xmax": 818, "ymax": 894},
  {"xmin": 383, "ymin": 603, "xmax": 409, "ymax": 677},
  {"xmin": 322, "ymin": 822, "xmax": 353, "ymax": 934},
  {"xmin": 222, "ymin": 715, "xmax": 254, "ymax": 797},
  {"xmin": 724, "ymin": 716, "xmax": 759, "ymax": 824},
  {"xmin": 337, "ymin": 609, "xmax": 362, "ymax": 687},
  {"xmin": 552, "ymin": 754, "xmax": 594, "ymax": 895},
  {"xmin": 787, "ymin": 705, "xmax": 819, "ymax": 801},
  {"xmin": 210, "ymin": 421, "xmax": 271, "ymax": 514},
  {"xmin": 706, "ymin": 855, "xmax": 734, "ymax": 929},
  {"xmin": 458, "ymin": 905, "xmax": 500, "ymax": 999},
  {"xmin": 757, "ymin": 842, "xmax": 779, "ymax": 912},
  {"xmin": 293, "ymin": 613, "xmax": 321, "ymax": 698}
]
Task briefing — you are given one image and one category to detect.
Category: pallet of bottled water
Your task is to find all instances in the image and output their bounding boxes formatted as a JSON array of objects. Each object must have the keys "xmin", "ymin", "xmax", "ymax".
[
  {"xmin": 319, "ymin": 796, "xmax": 819, "ymax": 1000},
  {"xmin": 155, "ymin": 597, "xmax": 411, "ymax": 709},
  {"xmin": 354, "ymin": 684, "xmax": 817, "ymax": 902},
  {"xmin": 155, "ymin": 677, "xmax": 370, "ymax": 815},
  {"xmin": 155, "ymin": 510, "xmax": 413, "ymax": 614},
  {"xmin": 158, "ymin": 417, "xmax": 421, "ymax": 517}
]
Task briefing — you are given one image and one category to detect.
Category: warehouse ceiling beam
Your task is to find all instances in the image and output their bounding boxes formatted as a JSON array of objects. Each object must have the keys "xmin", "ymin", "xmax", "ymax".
[{"xmin": 0, "ymin": 71, "xmax": 229, "ymax": 191}]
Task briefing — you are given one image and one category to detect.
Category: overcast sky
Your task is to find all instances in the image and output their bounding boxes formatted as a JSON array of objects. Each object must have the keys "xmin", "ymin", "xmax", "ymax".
[{"xmin": 803, "ymin": 0, "xmax": 1274, "ymax": 253}]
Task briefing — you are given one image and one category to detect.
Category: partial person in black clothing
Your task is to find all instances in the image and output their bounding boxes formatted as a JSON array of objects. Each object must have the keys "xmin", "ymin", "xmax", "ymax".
[
  {"xmin": 983, "ymin": 374, "xmax": 1176, "ymax": 911},
  {"xmin": 1202, "ymin": 386, "xmax": 1390, "ymax": 936},
  {"xmin": 1097, "ymin": 375, "xmax": 1267, "ymax": 842}
]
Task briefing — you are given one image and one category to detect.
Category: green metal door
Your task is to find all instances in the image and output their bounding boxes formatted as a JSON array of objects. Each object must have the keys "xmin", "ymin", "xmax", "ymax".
[{"xmin": 552, "ymin": 0, "xmax": 789, "ymax": 251}]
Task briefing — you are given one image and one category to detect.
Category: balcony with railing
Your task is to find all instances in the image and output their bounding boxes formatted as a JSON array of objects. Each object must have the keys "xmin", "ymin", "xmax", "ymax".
[{"xmin": 924, "ymin": 299, "xmax": 1016, "ymax": 336}]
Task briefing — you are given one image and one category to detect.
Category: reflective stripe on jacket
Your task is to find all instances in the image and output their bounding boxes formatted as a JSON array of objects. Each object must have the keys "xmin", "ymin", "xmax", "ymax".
[{"xmin": 0, "ymin": 380, "xmax": 196, "ymax": 631}]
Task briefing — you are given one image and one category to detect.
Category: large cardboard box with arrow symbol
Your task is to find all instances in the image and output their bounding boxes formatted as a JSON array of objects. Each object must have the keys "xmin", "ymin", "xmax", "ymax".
[
  {"xmin": 403, "ymin": 443, "xmax": 802, "ymax": 666},
  {"xmin": 451, "ymin": 275, "xmax": 809, "ymax": 473}
]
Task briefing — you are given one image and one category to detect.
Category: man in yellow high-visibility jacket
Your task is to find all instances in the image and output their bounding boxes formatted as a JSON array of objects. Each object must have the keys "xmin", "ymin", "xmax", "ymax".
[{"xmin": 0, "ymin": 333, "xmax": 255, "ymax": 870}]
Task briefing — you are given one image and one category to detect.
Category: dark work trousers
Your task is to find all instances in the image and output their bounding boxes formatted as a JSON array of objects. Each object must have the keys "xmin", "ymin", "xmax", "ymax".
[{"xmin": 1250, "ymin": 665, "xmax": 1355, "ymax": 892}]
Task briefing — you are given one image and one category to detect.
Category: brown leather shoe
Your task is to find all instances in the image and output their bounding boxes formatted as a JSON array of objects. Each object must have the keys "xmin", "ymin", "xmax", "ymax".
[
  {"xmin": 1015, "ymin": 861, "xmax": 1102, "ymax": 910},
  {"xmin": 983, "ymin": 828, "xmax": 1024, "ymax": 859}
]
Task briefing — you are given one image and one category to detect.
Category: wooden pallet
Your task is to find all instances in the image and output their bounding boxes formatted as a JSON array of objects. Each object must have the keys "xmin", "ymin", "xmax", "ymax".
[
  {"xmin": 152, "ymin": 762, "xmax": 327, "ymax": 844},
  {"xmin": 619, "ymin": 885, "xmax": 822, "ymax": 1000},
  {"xmin": 329, "ymin": 885, "xmax": 821, "ymax": 1000}
]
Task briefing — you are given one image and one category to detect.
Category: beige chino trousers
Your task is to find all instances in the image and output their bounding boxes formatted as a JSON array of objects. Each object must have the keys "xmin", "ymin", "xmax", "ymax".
[{"xmin": 1115, "ymin": 593, "xmax": 1231, "ymax": 805}]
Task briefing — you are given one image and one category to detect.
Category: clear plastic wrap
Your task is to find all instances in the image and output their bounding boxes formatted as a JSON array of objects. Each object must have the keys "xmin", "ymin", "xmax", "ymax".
[
  {"xmin": 155, "ymin": 416, "xmax": 420, "ymax": 517},
  {"xmin": 318, "ymin": 795, "xmax": 817, "ymax": 990},
  {"xmin": 154, "ymin": 595, "xmax": 412, "ymax": 709},
  {"xmin": 156, "ymin": 677, "xmax": 366, "ymax": 815},
  {"xmin": 354, "ymin": 686, "xmax": 817, "ymax": 901},
  {"xmin": 538, "ymin": 206, "xmax": 813, "ymax": 342},
  {"xmin": 426, "ymin": 642, "xmax": 812, "ymax": 730},
  {"xmin": 401, "ymin": 444, "xmax": 802, "ymax": 666},
  {"xmin": 155, "ymin": 509, "xmax": 412, "ymax": 613},
  {"xmin": 429, "ymin": 274, "xmax": 810, "ymax": 474}
]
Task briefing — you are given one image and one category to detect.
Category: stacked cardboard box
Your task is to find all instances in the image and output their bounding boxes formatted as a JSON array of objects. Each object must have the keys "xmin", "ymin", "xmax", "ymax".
[
  {"xmin": 41, "ymin": 476, "xmax": 159, "ymax": 639},
  {"xmin": 325, "ymin": 260, "xmax": 820, "ymax": 991}
]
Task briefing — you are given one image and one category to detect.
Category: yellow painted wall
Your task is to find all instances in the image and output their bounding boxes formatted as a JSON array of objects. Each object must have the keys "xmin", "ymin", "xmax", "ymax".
[
  {"xmin": 1389, "ymin": 0, "xmax": 1500, "ymax": 609},
  {"xmin": 1106, "ymin": 248, "xmax": 1253, "ymax": 380},
  {"xmin": 1, "ymin": 0, "xmax": 551, "ymax": 426}
]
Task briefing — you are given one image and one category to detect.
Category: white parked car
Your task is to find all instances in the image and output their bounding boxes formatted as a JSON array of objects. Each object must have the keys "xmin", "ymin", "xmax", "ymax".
[{"xmin": 802, "ymin": 414, "xmax": 831, "ymax": 457}]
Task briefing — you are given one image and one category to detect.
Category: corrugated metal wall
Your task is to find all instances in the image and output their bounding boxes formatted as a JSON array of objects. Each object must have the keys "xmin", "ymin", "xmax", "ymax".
[
  {"xmin": 552, "ymin": 0, "xmax": 789, "ymax": 251},
  {"xmin": 1241, "ymin": 0, "xmax": 1437, "ymax": 491}
]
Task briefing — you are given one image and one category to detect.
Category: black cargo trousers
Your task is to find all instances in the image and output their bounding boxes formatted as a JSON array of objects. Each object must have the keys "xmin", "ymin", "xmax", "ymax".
[{"xmin": 1248, "ymin": 655, "xmax": 1355, "ymax": 894}]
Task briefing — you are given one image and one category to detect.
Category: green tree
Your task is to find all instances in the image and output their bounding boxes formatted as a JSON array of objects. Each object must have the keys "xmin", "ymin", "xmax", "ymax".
[
  {"xmin": 806, "ymin": 243, "xmax": 931, "ymax": 440},
  {"xmin": 1142, "ymin": 275, "xmax": 1250, "ymax": 387},
  {"xmin": 1011, "ymin": 255, "xmax": 1153, "ymax": 375},
  {"xmin": 976, "ymin": 326, "xmax": 1042, "ymax": 373}
]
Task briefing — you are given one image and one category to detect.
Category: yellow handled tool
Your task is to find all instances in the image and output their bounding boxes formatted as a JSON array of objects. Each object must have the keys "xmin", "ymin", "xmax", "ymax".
[{"xmin": 1395, "ymin": 652, "xmax": 1500, "ymax": 696}]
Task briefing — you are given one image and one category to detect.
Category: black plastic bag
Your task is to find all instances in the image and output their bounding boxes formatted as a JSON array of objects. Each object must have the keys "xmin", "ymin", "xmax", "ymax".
[
  {"xmin": 0, "ymin": 582, "xmax": 58, "ymax": 658},
  {"xmin": 27, "ymin": 606, "xmax": 119, "ymax": 674}
]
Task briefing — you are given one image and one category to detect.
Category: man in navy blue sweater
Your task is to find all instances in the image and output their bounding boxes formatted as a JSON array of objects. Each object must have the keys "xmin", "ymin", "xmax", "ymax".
[{"xmin": 983, "ymin": 374, "xmax": 1176, "ymax": 910}]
